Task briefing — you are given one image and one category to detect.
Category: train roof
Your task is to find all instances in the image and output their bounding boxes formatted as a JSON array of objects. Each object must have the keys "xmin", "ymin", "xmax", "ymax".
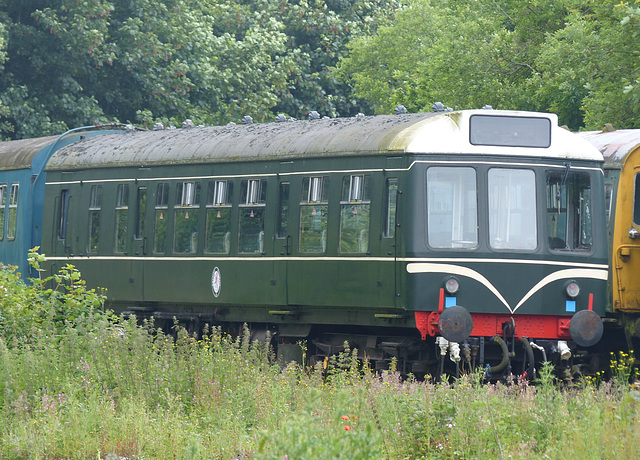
[
  {"xmin": 40, "ymin": 109, "xmax": 601, "ymax": 170},
  {"xmin": 578, "ymin": 128, "xmax": 640, "ymax": 168},
  {"xmin": 0, "ymin": 135, "xmax": 57, "ymax": 171}
]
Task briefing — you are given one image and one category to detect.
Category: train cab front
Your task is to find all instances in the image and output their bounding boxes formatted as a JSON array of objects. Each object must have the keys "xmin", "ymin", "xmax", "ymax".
[{"xmin": 403, "ymin": 111, "xmax": 608, "ymax": 380}]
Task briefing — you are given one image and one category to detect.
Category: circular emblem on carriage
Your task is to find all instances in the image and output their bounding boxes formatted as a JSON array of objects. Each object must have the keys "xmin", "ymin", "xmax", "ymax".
[{"xmin": 211, "ymin": 267, "xmax": 222, "ymax": 298}]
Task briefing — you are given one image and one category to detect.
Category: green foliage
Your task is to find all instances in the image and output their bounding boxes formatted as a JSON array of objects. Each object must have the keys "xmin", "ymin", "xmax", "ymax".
[
  {"xmin": 610, "ymin": 350, "xmax": 638, "ymax": 387},
  {"xmin": 337, "ymin": 0, "xmax": 640, "ymax": 130},
  {"xmin": 1, "ymin": 304, "xmax": 640, "ymax": 458},
  {"xmin": 0, "ymin": 0, "xmax": 399, "ymax": 139},
  {"xmin": 536, "ymin": 1, "xmax": 640, "ymax": 129},
  {"xmin": 0, "ymin": 248, "xmax": 109, "ymax": 343},
  {"xmin": 256, "ymin": 389, "xmax": 381, "ymax": 460},
  {"xmin": 337, "ymin": 0, "xmax": 555, "ymax": 115}
]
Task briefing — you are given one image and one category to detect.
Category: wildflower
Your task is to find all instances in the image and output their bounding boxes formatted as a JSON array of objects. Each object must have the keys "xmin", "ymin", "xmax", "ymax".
[
  {"xmin": 344, "ymin": 425, "xmax": 352, "ymax": 431},
  {"xmin": 341, "ymin": 415, "xmax": 350, "ymax": 421}
]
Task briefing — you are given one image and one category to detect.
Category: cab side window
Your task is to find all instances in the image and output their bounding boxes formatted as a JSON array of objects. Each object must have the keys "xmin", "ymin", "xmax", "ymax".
[{"xmin": 546, "ymin": 170, "xmax": 592, "ymax": 251}]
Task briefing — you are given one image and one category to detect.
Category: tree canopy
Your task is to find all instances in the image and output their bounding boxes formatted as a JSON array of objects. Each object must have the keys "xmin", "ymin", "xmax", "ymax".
[
  {"xmin": 0, "ymin": 0, "xmax": 399, "ymax": 139},
  {"xmin": 1, "ymin": 0, "xmax": 640, "ymax": 138},
  {"xmin": 337, "ymin": 0, "xmax": 640, "ymax": 130}
]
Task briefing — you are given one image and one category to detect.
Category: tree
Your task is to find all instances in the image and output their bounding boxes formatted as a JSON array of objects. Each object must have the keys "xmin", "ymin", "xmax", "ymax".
[
  {"xmin": 337, "ymin": 0, "xmax": 572, "ymax": 115},
  {"xmin": 0, "ymin": 15, "xmax": 10, "ymax": 136},
  {"xmin": 535, "ymin": 1, "xmax": 640, "ymax": 130},
  {"xmin": 0, "ymin": 0, "xmax": 401, "ymax": 139},
  {"xmin": 337, "ymin": 0, "xmax": 640, "ymax": 130}
]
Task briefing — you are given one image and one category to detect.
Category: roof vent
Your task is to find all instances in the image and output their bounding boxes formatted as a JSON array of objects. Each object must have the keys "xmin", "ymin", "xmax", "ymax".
[
  {"xmin": 308, "ymin": 111, "xmax": 321, "ymax": 120},
  {"xmin": 227, "ymin": 122, "xmax": 236, "ymax": 126},
  {"xmin": 242, "ymin": 115, "xmax": 253, "ymax": 124},
  {"xmin": 394, "ymin": 105, "xmax": 407, "ymax": 114},
  {"xmin": 602, "ymin": 123, "xmax": 616, "ymax": 132},
  {"xmin": 482, "ymin": 105, "xmax": 494, "ymax": 110},
  {"xmin": 432, "ymin": 102, "xmax": 452, "ymax": 112},
  {"xmin": 153, "ymin": 123, "xmax": 164, "ymax": 131},
  {"xmin": 182, "ymin": 119, "xmax": 194, "ymax": 128},
  {"xmin": 125, "ymin": 124, "xmax": 136, "ymax": 132},
  {"xmin": 354, "ymin": 113, "xmax": 366, "ymax": 120},
  {"xmin": 275, "ymin": 114, "xmax": 287, "ymax": 123}
]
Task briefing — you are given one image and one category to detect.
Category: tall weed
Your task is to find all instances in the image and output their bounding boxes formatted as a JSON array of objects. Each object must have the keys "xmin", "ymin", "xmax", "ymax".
[{"xmin": 1, "ymin": 254, "xmax": 640, "ymax": 458}]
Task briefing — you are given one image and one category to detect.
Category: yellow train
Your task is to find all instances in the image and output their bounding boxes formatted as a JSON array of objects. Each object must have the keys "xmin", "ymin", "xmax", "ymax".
[{"xmin": 581, "ymin": 127, "xmax": 640, "ymax": 351}]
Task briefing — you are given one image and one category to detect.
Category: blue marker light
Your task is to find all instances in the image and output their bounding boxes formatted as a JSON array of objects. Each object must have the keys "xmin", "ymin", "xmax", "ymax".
[{"xmin": 565, "ymin": 300, "xmax": 576, "ymax": 312}]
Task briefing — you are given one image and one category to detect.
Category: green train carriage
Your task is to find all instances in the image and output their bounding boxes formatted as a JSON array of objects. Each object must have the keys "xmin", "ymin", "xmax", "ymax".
[{"xmin": 39, "ymin": 108, "xmax": 609, "ymax": 378}]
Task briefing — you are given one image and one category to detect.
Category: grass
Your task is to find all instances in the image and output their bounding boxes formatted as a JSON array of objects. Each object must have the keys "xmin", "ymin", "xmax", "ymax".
[
  {"xmin": 1, "ymin": 316, "xmax": 640, "ymax": 459},
  {"xmin": 0, "ymin": 256, "xmax": 639, "ymax": 458}
]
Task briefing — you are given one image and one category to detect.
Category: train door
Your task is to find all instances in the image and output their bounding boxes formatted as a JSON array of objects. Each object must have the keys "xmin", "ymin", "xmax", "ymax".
[
  {"xmin": 380, "ymin": 175, "xmax": 400, "ymax": 306},
  {"xmin": 53, "ymin": 187, "xmax": 72, "ymax": 257},
  {"xmin": 613, "ymin": 161, "xmax": 640, "ymax": 312},
  {"xmin": 132, "ymin": 184, "xmax": 147, "ymax": 302},
  {"xmin": 274, "ymin": 179, "xmax": 292, "ymax": 305},
  {"xmin": 108, "ymin": 182, "xmax": 143, "ymax": 303},
  {"xmin": 383, "ymin": 157, "xmax": 404, "ymax": 306}
]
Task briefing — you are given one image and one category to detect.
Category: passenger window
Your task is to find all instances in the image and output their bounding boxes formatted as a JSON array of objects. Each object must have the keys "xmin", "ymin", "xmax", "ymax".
[
  {"xmin": 154, "ymin": 183, "xmax": 169, "ymax": 253},
  {"xmin": 0, "ymin": 184, "xmax": 7, "ymax": 241},
  {"xmin": 383, "ymin": 178, "xmax": 398, "ymax": 238},
  {"xmin": 546, "ymin": 170, "xmax": 592, "ymax": 251},
  {"xmin": 238, "ymin": 179, "xmax": 266, "ymax": 253},
  {"xmin": 339, "ymin": 175, "xmax": 371, "ymax": 253},
  {"xmin": 488, "ymin": 169, "xmax": 537, "ymax": 250},
  {"xmin": 88, "ymin": 185, "xmax": 102, "ymax": 253},
  {"xmin": 58, "ymin": 189, "xmax": 70, "ymax": 241},
  {"xmin": 299, "ymin": 176, "xmax": 329, "ymax": 253},
  {"xmin": 7, "ymin": 184, "xmax": 18, "ymax": 241},
  {"xmin": 174, "ymin": 181, "xmax": 200, "ymax": 254},
  {"xmin": 205, "ymin": 180, "xmax": 233, "ymax": 254},
  {"xmin": 277, "ymin": 182, "xmax": 290, "ymax": 239},
  {"xmin": 427, "ymin": 167, "xmax": 478, "ymax": 249},
  {"xmin": 114, "ymin": 184, "xmax": 129, "ymax": 253}
]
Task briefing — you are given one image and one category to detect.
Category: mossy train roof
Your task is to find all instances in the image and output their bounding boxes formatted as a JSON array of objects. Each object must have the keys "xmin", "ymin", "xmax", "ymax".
[
  {"xmin": 0, "ymin": 135, "xmax": 58, "ymax": 171},
  {"xmin": 43, "ymin": 110, "xmax": 603, "ymax": 170}
]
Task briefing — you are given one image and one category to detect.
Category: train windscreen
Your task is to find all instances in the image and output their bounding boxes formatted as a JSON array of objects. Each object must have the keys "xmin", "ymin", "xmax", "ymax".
[{"xmin": 469, "ymin": 115, "xmax": 551, "ymax": 148}]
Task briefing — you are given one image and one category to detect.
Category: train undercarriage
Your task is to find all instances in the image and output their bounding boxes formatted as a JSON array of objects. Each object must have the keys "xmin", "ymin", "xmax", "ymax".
[{"xmin": 119, "ymin": 302, "xmax": 619, "ymax": 383}]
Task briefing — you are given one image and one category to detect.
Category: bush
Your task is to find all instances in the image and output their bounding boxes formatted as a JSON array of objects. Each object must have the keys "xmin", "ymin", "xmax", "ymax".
[{"xmin": 0, "ymin": 248, "xmax": 110, "ymax": 343}]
